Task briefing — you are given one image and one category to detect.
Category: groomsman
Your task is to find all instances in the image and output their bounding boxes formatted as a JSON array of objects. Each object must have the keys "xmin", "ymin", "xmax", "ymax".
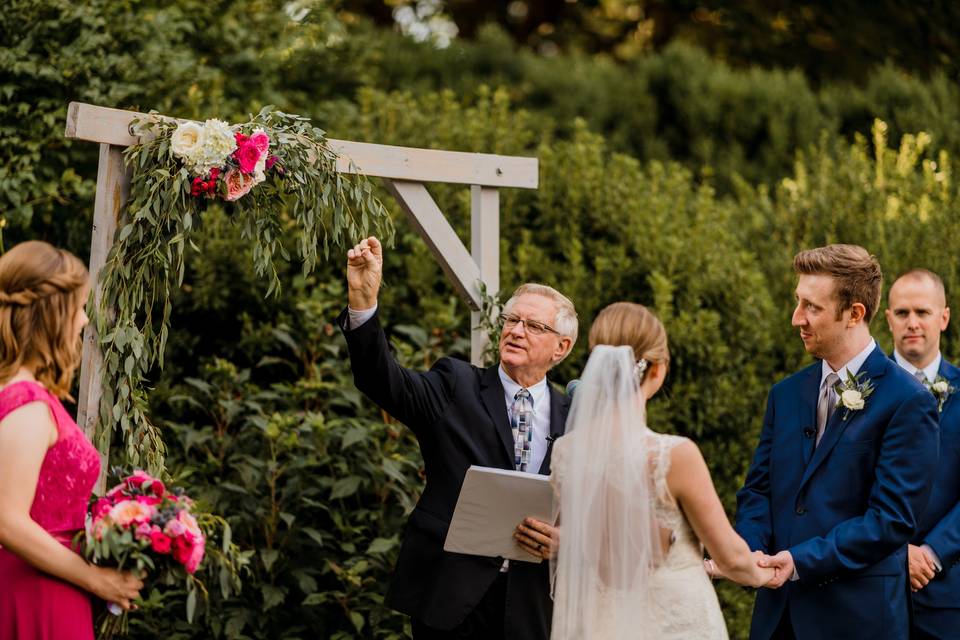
[
  {"xmin": 736, "ymin": 244, "xmax": 939, "ymax": 639},
  {"xmin": 885, "ymin": 269, "xmax": 960, "ymax": 639}
]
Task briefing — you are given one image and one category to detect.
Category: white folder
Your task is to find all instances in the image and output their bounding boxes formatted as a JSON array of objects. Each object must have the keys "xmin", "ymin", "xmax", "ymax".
[{"xmin": 443, "ymin": 465, "xmax": 556, "ymax": 563}]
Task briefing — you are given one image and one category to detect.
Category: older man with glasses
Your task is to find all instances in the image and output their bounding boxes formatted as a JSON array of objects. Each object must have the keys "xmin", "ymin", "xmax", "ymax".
[{"xmin": 340, "ymin": 237, "xmax": 578, "ymax": 640}]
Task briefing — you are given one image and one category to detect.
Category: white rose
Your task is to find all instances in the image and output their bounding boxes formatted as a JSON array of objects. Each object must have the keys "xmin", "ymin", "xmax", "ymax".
[
  {"xmin": 933, "ymin": 380, "xmax": 949, "ymax": 394},
  {"xmin": 170, "ymin": 122, "xmax": 204, "ymax": 163},
  {"xmin": 841, "ymin": 389, "xmax": 864, "ymax": 410}
]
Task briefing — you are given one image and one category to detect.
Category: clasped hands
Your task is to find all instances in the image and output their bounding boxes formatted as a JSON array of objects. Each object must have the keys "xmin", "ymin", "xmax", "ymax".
[{"xmin": 705, "ymin": 550, "xmax": 794, "ymax": 588}]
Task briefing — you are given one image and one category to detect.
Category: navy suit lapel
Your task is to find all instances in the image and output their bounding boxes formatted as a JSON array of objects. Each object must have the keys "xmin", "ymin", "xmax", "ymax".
[
  {"xmin": 938, "ymin": 358, "xmax": 960, "ymax": 414},
  {"xmin": 480, "ymin": 365, "xmax": 516, "ymax": 466},
  {"xmin": 799, "ymin": 366, "xmax": 820, "ymax": 466},
  {"xmin": 538, "ymin": 384, "xmax": 571, "ymax": 474},
  {"xmin": 800, "ymin": 347, "xmax": 889, "ymax": 490}
]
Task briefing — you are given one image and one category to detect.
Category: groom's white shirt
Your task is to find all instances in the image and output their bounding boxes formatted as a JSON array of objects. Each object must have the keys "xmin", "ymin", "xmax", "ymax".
[
  {"xmin": 819, "ymin": 338, "xmax": 876, "ymax": 392},
  {"xmin": 893, "ymin": 348, "xmax": 944, "ymax": 571}
]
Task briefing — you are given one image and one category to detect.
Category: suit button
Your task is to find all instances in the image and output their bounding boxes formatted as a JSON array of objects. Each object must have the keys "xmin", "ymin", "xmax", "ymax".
[{"xmin": 796, "ymin": 506, "xmax": 806, "ymax": 515}]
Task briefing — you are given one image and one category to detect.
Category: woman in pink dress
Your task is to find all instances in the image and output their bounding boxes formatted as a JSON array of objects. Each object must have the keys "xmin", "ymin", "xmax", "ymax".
[{"xmin": 0, "ymin": 241, "xmax": 142, "ymax": 639}]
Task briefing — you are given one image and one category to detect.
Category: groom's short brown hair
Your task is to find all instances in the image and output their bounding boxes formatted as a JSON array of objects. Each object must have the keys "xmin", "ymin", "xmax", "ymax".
[{"xmin": 794, "ymin": 244, "xmax": 883, "ymax": 322}]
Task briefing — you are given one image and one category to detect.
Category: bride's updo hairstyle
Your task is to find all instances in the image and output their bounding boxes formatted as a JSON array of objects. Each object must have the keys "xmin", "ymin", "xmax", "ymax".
[
  {"xmin": 587, "ymin": 302, "xmax": 670, "ymax": 377},
  {"xmin": 0, "ymin": 241, "xmax": 89, "ymax": 398}
]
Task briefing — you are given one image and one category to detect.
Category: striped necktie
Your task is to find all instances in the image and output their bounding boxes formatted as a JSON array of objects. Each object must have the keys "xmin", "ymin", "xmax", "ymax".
[{"xmin": 511, "ymin": 389, "xmax": 534, "ymax": 471}]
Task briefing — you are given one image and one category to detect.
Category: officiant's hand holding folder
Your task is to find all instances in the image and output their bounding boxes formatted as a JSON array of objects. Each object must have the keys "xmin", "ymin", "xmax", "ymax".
[{"xmin": 443, "ymin": 466, "xmax": 557, "ymax": 563}]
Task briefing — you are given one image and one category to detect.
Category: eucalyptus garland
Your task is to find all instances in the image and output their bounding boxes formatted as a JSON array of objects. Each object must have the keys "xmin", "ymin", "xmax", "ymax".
[{"xmin": 94, "ymin": 106, "xmax": 394, "ymax": 472}]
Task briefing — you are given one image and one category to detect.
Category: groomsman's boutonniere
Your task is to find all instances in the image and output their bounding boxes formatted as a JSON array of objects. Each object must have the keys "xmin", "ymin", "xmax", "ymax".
[
  {"xmin": 833, "ymin": 371, "xmax": 875, "ymax": 420},
  {"xmin": 924, "ymin": 376, "xmax": 956, "ymax": 413}
]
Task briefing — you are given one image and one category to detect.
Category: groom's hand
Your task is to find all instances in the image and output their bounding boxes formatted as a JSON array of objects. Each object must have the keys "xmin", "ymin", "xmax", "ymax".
[
  {"xmin": 758, "ymin": 550, "xmax": 794, "ymax": 589},
  {"xmin": 514, "ymin": 517, "xmax": 557, "ymax": 560},
  {"xmin": 908, "ymin": 544, "xmax": 938, "ymax": 591},
  {"xmin": 347, "ymin": 236, "xmax": 383, "ymax": 310}
]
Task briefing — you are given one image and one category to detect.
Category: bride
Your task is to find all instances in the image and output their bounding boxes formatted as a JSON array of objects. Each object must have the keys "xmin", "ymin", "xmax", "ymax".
[{"xmin": 549, "ymin": 302, "xmax": 774, "ymax": 639}]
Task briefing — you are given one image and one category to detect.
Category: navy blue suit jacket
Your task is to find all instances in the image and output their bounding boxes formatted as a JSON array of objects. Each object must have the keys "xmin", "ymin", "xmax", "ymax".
[
  {"xmin": 736, "ymin": 346, "xmax": 939, "ymax": 640},
  {"xmin": 912, "ymin": 357, "xmax": 960, "ymax": 614},
  {"xmin": 340, "ymin": 309, "xmax": 570, "ymax": 637}
]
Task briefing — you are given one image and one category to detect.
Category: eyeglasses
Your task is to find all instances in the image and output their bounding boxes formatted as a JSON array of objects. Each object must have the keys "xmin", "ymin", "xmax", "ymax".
[{"xmin": 499, "ymin": 313, "xmax": 560, "ymax": 336}]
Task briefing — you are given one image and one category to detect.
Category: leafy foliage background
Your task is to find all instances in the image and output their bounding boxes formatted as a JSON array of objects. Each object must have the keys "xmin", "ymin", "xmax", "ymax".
[{"xmin": 4, "ymin": 1, "xmax": 960, "ymax": 638}]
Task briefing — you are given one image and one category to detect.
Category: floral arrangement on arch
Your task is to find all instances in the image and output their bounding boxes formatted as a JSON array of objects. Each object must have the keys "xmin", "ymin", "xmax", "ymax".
[
  {"xmin": 93, "ymin": 107, "xmax": 394, "ymax": 475},
  {"xmin": 169, "ymin": 118, "xmax": 281, "ymax": 201}
]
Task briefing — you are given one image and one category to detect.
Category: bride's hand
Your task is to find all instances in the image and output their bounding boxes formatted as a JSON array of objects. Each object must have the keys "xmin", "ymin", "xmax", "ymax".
[
  {"xmin": 704, "ymin": 558, "xmax": 725, "ymax": 580},
  {"xmin": 752, "ymin": 551, "xmax": 779, "ymax": 588}
]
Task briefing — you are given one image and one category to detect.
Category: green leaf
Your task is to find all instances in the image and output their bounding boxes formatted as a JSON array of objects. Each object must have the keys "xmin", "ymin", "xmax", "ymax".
[
  {"xmin": 262, "ymin": 585, "xmax": 286, "ymax": 611},
  {"xmin": 330, "ymin": 476, "xmax": 362, "ymax": 499},
  {"xmin": 366, "ymin": 536, "xmax": 397, "ymax": 555},
  {"xmin": 349, "ymin": 611, "xmax": 365, "ymax": 633},
  {"xmin": 186, "ymin": 588, "xmax": 197, "ymax": 623}
]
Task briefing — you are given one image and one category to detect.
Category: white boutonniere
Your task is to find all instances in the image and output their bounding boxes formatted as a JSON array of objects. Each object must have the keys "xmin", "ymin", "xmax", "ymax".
[
  {"xmin": 924, "ymin": 375, "xmax": 956, "ymax": 413},
  {"xmin": 833, "ymin": 371, "xmax": 875, "ymax": 420}
]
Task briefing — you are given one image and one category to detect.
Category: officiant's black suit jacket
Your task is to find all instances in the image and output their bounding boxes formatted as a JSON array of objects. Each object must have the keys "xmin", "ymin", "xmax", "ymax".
[{"xmin": 339, "ymin": 308, "xmax": 570, "ymax": 638}]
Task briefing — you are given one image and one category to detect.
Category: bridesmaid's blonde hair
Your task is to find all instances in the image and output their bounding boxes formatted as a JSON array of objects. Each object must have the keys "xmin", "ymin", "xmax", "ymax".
[
  {"xmin": 588, "ymin": 302, "xmax": 669, "ymax": 367},
  {"xmin": 0, "ymin": 241, "xmax": 88, "ymax": 398}
]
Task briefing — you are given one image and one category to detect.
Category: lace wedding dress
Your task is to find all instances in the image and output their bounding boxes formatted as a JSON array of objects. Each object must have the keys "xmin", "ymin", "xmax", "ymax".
[{"xmin": 551, "ymin": 429, "xmax": 729, "ymax": 639}]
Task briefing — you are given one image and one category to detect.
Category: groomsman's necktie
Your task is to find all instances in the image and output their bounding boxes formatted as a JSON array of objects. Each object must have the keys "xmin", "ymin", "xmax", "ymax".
[
  {"xmin": 511, "ymin": 388, "xmax": 534, "ymax": 471},
  {"xmin": 816, "ymin": 372, "xmax": 840, "ymax": 446},
  {"xmin": 915, "ymin": 369, "xmax": 928, "ymax": 385}
]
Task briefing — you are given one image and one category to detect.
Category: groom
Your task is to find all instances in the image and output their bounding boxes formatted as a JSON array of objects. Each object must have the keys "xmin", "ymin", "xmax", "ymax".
[{"xmin": 736, "ymin": 244, "xmax": 939, "ymax": 639}]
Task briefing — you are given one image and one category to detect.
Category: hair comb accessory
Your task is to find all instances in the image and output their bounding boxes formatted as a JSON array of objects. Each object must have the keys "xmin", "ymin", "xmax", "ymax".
[{"xmin": 634, "ymin": 358, "xmax": 648, "ymax": 385}]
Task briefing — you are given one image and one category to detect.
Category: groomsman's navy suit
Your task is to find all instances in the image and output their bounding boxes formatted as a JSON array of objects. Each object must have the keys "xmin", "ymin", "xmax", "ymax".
[
  {"xmin": 339, "ymin": 309, "xmax": 570, "ymax": 639},
  {"xmin": 736, "ymin": 345, "xmax": 939, "ymax": 640},
  {"xmin": 910, "ymin": 357, "xmax": 960, "ymax": 638}
]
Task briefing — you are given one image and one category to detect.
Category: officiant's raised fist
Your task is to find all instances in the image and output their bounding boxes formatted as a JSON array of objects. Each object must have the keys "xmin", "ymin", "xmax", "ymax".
[{"xmin": 347, "ymin": 236, "xmax": 383, "ymax": 310}]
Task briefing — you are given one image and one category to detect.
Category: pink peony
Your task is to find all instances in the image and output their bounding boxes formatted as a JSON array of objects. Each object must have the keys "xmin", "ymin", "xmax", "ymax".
[
  {"xmin": 234, "ymin": 140, "xmax": 263, "ymax": 174},
  {"xmin": 249, "ymin": 130, "xmax": 269, "ymax": 155},
  {"xmin": 135, "ymin": 494, "xmax": 161, "ymax": 506},
  {"xmin": 108, "ymin": 500, "xmax": 154, "ymax": 527},
  {"xmin": 135, "ymin": 523, "xmax": 153, "ymax": 540},
  {"xmin": 177, "ymin": 510, "xmax": 203, "ymax": 542},
  {"xmin": 92, "ymin": 498, "xmax": 113, "ymax": 519},
  {"xmin": 223, "ymin": 168, "xmax": 255, "ymax": 201},
  {"xmin": 185, "ymin": 538, "xmax": 205, "ymax": 574},
  {"xmin": 164, "ymin": 518, "xmax": 187, "ymax": 538},
  {"xmin": 126, "ymin": 470, "xmax": 154, "ymax": 488},
  {"xmin": 150, "ymin": 531, "xmax": 172, "ymax": 554},
  {"xmin": 172, "ymin": 535, "xmax": 193, "ymax": 566}
]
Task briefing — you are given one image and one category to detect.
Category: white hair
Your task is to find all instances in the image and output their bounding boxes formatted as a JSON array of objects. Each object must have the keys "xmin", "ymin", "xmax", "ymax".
[{"xmin": 502, "ymin": 283, "xmax": 579, "ymax": 361}]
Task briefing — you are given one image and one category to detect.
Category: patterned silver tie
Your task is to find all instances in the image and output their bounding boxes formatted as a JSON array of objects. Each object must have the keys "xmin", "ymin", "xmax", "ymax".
[
  {"xmin": 816, "ymin": 372, "xmax": 840, "ymax": 446},
  {"xmin": 915, "ymin": 369, "xmax": 928, "ymax": 385},
  {"xmin": 511, "ymin": 389, "xmax": 534, "ymax": 471}
]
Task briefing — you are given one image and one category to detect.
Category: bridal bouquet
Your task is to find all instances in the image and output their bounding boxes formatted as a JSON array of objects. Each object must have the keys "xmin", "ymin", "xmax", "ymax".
[
  {"xmin": 168, "ymin": 118, "xmax": 280, "ymax": 201},
  {"xmin": 85, "ymin": 470, "xmax": 207, "ymax": 637}
]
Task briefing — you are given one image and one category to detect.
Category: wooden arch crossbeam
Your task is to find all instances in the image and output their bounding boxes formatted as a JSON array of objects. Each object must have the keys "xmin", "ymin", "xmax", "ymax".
[{"xmin": 64, "ymin": 102, "xmax": 537, "ymax": 487}]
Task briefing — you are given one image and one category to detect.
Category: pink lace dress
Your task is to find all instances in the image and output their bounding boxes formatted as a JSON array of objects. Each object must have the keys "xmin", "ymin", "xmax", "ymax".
[{"xmin": 0, "ymin": 380, "xmax": 102, "ymax": 639}]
